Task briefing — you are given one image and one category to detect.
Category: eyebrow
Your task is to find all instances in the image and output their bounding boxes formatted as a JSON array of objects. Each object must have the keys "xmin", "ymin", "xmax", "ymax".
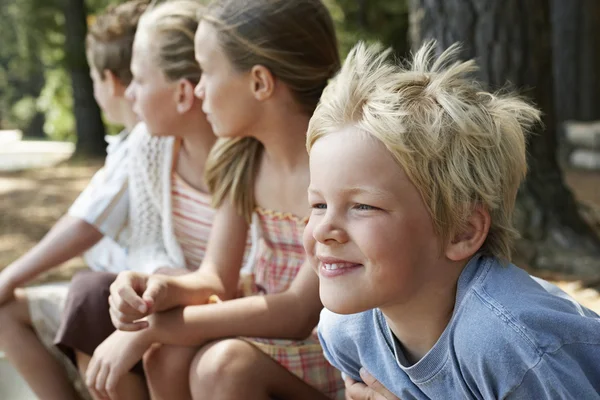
[{"xmin": 308, "ymin": 186, "xmax": 392, "ymax": 198}]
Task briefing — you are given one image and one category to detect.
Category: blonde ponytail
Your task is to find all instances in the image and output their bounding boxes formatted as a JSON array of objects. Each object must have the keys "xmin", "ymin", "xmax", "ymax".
[{"xmin": 205, "ymin": 137, "xmax": 263, "ymax": 222}]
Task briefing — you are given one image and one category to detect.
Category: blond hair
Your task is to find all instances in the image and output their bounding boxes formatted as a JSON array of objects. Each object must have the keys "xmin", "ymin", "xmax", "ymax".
[
  {"xmin": 86, "ymin": 0, "xmax": 149, "ymax": 85},
  {"xmin": 307, "ymin": 41, "xmax": 541, "ymax": 261},
  {"xmin": 137, "ymin": 0, "xmax": 203, "ymax": 84},
  {"xmin": 201, "ymin": 0, "xmax": 341, "ymax": 221}
]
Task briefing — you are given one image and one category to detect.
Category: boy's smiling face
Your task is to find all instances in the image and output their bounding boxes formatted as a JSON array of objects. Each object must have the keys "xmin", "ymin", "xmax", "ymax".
[{"xmin": 304, "ymin": 126, "xmax": 443, "ymax": 315}]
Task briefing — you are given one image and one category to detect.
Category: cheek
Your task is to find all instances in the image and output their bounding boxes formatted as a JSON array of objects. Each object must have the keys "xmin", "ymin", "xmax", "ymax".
[
  {"xmin": 138, "ymin": 88, "xmax": 163, "ymax": 114},
  {"xmin": 353, "ymin": 218, "xmax": 411, "ymax": 260},
  {"xmin": 302, "ymin": 221, "xmax": 316, "ymax": 255},
  {"xmin": 93, "ymin": 85, "xmax": 106, "ymax": 105}
]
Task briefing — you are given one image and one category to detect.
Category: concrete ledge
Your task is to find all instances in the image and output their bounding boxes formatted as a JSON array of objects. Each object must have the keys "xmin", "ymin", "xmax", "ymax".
[
  {"xmin": 0, "ymin": 140, "xmax": 74, "ymax": 172},
  {"xmin": 0, "ymin": 130, "xmax": 23, "ymax": 145}
]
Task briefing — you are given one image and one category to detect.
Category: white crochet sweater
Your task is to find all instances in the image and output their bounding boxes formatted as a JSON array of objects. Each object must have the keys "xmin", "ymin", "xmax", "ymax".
[{"xmin": 124, "ymin": 123, "xmax": 187, "ymax": 273}]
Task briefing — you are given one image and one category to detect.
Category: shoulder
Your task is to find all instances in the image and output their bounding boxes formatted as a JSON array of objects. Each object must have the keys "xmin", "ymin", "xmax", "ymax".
[
  {"xmin": 464, "ymin": 261, "xmax": 599, "ymax": 350},
  {"xmin": 128, "ymin": 123, "xmax": 172, "ymax": 150},
  {"xmin": 127, "ymin": 123, "xmax": 174, "ymax": 173},
  {"xmin": 451, "ymin": 259, "xmax": 600, "ymax": 395}
]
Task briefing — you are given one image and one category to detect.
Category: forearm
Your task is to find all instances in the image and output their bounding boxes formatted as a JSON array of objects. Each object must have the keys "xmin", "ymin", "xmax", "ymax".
[
  {"xmin": 2, "ymin": 215, "xmax": 103, "ymax": 286},
  {"xmin": 162, "ymin": 269, "xmax": 238, "ymax": 308},
  {"xmin": 149, "ymin": 292, "xmax": 320, "ymax": 347}
]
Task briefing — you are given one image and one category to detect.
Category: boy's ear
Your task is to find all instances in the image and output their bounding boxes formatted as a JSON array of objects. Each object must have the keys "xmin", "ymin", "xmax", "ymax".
[
  {"xmin": 103, "ymin": 70, "xmax": 127, "ymax": 97},
  {"xmin": 249, "ymin": 65, "xmax": 275, "ymax": 101},
  {"xmin": 445, "ymin": 206, "xmax": 490, "ymax": 262},
  {"xmin": 175, "ymin": 79, "xmax": 196, "ymax": 114}
]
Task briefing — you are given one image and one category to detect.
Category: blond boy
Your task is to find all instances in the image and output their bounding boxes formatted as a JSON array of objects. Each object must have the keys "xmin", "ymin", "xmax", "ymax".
[{"xmin": 304, "ymin": 42, "xmax": 600, "ymax": 398}]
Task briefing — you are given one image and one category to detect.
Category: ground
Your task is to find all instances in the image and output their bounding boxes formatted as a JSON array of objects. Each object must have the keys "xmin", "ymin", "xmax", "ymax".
[
  {"xmin": 0, "ymin": 161, "xmax": 102, "ymax": 284},
  {"xmin": 0, "ymin": 161, "xmax": 599, "ymax": 312}
]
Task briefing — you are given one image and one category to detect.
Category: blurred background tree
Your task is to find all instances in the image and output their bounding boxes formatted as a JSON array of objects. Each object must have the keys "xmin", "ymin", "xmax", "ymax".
[{"xmin": 0, "ymin": 0, "xmax": 120, "ymax": 157}]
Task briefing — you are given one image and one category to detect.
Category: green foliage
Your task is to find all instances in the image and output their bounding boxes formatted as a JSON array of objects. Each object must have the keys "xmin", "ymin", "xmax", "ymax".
[
  {"xmin": 38, "ymin": 67, "xmax": 76, "ymax": 141},
  {"xmin": 0, "ymin": 0, "xmax": 116, "ymax": 140},
  {"xmin": 325, "ymin": 0, "xmax": 409, "ymax": 58}
]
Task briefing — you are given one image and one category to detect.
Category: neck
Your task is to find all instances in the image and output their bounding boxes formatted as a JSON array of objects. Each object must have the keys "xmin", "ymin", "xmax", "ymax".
[
  {"xmin": 178, "ymin": 113, "xmax": 216, "ymax": 168},
  {"xmin": 381, "ymin": 260, "xmax": 466, "ymax": 365},
  {"xmin": 253, "ymin": 110, "xmax": 311, "ymax": 171},
  {"xmin": 118, "ymin": 102, "xmax": 139, "ymax": 132}
]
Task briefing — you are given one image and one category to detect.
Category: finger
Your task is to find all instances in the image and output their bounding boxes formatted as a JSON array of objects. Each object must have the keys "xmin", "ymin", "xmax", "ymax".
[
  {"xmin": 141, "ymin": 280, "xmax": 166, "ymax": 311},
  {"xmin": 105, "ymin": 369, "xmax": 121, "ymax": 400},
  {"xmin": 344, "ymin": 376, "xmax": 357, "ymax": 389},
  {"xmin": 108, "ymin": 296, "xmax": 146, "ymax": 325},
  {"xmin": 95, "ymin": 363, "xmax": 110, "ymax": 400},
  {"xmin": 112, "ymin": 283, "xmax": 148, "ymax": 315},
  {"xmin": 86, "ymin": 358, "xmax": 101, "ymax": 399},
  {"xmin": 345, "ymin": 380, "xmax": 372, "ymax": 400},
  {"xmin": 109, "ymin": 306, "xmax": 148, "ymax": 332},
  {"xmin": 359, "ymin": 368, "xmax": 399, "ymax": 400},
  {"xmin": 108, "ymin": 294, "xmax": 142, "ymax": 321}
]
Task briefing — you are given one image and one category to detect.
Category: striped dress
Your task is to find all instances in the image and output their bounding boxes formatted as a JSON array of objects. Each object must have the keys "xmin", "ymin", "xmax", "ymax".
[
  {"xmin": 241, "ymin": 208, "xmax": 344, "ymax": 399},
  {"xmin": 170, "ymin": 172, "xmax": 213, "ymax": 270}
]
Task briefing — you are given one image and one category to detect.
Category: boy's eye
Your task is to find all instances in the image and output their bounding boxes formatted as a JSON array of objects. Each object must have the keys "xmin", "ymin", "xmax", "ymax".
[
  {"xmin": 355, "ymin": 204, "xmax": 377, "ymax": 211},
  {"xmin": 311, "ymin": 203, "xmax": 327, "ymax": 210}
]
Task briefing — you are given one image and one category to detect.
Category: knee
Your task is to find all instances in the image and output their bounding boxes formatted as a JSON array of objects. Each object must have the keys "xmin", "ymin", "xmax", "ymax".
[
  {"xmin": 70, "ymin": 271, "xmax": 116, "ymax": 299},
  {"xmin": 66, "ymin": 271, "xmax": 116, "ymax": 315},
  {"xmin": 143, "ymin": 344, "xmax": 190, "ymax": 381},
  {"xmin": 190, "ymin": 339, "xmax": 255, "ymax": 389}
]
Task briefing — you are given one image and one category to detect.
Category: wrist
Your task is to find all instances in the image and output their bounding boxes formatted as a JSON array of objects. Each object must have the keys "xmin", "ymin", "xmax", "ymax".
[{"xmin": 145, "ymin": 313, "xmax": 164, "ymax": 343}]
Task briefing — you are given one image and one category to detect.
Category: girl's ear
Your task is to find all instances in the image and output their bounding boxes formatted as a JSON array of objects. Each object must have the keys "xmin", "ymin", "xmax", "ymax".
[
  {"xmin": 175, "ymin": 79, "xmax": 196, "ymax": 114},
  {"xmin": 103, "ymin": 70, "xmax": 127, "ymax": 97},
  {"xmin": 249, "ymin": 65, "xmax": 275, "ymax": 101}
]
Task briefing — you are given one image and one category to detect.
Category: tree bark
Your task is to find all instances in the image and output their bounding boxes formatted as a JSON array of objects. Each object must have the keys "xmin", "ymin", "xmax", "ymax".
[
  {"xmin": 552, "ymin": 0, "xmax": 600, "ymax": 123},
  {"xmin": 551, "ymin": 0, "xmax": 600, "ymax": 165},
  {"xmin": 64, "ymin": 0, "xmax": 106, "ymax": 158},
  {"xmin": 409, "ymin": 0, "xmax": 600, "ymax": 278}
]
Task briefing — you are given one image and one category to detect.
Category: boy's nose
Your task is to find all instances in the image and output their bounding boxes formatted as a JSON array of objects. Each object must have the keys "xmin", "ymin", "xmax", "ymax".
[{"xmin": 313, "ymin": 217, "xmax": 348, "ymax": 244}]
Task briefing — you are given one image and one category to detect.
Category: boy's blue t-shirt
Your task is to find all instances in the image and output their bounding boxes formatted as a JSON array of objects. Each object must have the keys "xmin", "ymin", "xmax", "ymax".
[{"xmin": 318, "ymin": 255, "xmax": 600, "ymax": 399}]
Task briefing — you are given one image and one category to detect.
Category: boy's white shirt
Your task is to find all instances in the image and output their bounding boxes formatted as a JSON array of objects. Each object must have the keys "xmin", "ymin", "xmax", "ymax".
[{"xmin": 68, "ymin": 128, "xmax": 131, "ymax": 273}]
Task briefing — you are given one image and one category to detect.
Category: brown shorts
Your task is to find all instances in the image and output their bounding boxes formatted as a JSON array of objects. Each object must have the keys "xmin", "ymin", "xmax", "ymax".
[{"xmin": 54, "ymin": 271, "xmax": 144, "ymax": 376}]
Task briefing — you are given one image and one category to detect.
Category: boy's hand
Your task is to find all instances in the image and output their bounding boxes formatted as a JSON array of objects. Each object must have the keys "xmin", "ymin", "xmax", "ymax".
[
  {"xmin": 108, "ymin": 271, "xmax": 171, "ymax": 331},
  {"xmin": 344, "ymin": 368, "xmax": 400, "ymax": 400},
  {"xmin": 86, "ymin": 330, "xmax": 153, "ymax": 400}
]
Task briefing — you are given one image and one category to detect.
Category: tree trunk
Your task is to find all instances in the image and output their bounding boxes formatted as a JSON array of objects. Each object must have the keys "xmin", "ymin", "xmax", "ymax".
[
  {"xmin": 409, "ymin": 0, "xmax": 600, "ymax": 279},
  {"xmin": 552, "ymin": 0, "xmax": 600, "ymax": 123},
  {"xmin": 23, "ymin": 55, "xmax": 46, "ymax": 138},
  {"xmin": 551, "ymin": 0, "xmax": 600, "ymax": 165},
  {"xmin": 64, "ymin": 0, "xmax": 106, "ymax": 158}
]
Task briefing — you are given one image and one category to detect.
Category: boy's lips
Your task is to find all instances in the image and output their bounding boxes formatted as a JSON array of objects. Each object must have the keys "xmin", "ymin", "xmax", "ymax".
[{"xmin": 317, "ymin": 256, "xmax": 362, "ymax": 277}]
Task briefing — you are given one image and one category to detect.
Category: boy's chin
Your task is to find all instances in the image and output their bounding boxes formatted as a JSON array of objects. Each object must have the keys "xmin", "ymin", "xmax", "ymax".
[{"xmin": 320, "ymin": 287, "xmax": 370, "ymax": 315}]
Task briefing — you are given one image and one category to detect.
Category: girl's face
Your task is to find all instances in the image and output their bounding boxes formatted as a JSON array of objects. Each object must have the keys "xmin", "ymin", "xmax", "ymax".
[
  {"xmin": 125, "ymin": 29, "xmax": 180, "ymax": 136},
  {"xmin": 193, "ymin": 21, "xmax": 259, "ymax": 138}
]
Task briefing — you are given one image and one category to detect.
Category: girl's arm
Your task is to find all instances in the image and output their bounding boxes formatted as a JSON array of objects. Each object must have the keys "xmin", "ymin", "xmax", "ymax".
[
  {"xmin": 110, "ymin": 199, "xmax": 249, "ymax": 323},
  {"xmin": 148, "ymin": 260, "xmax": 322, "ymax": 345},
  {"xmin": 166, "ymin": 199, "xmax": 249, "ymax": 303}
]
